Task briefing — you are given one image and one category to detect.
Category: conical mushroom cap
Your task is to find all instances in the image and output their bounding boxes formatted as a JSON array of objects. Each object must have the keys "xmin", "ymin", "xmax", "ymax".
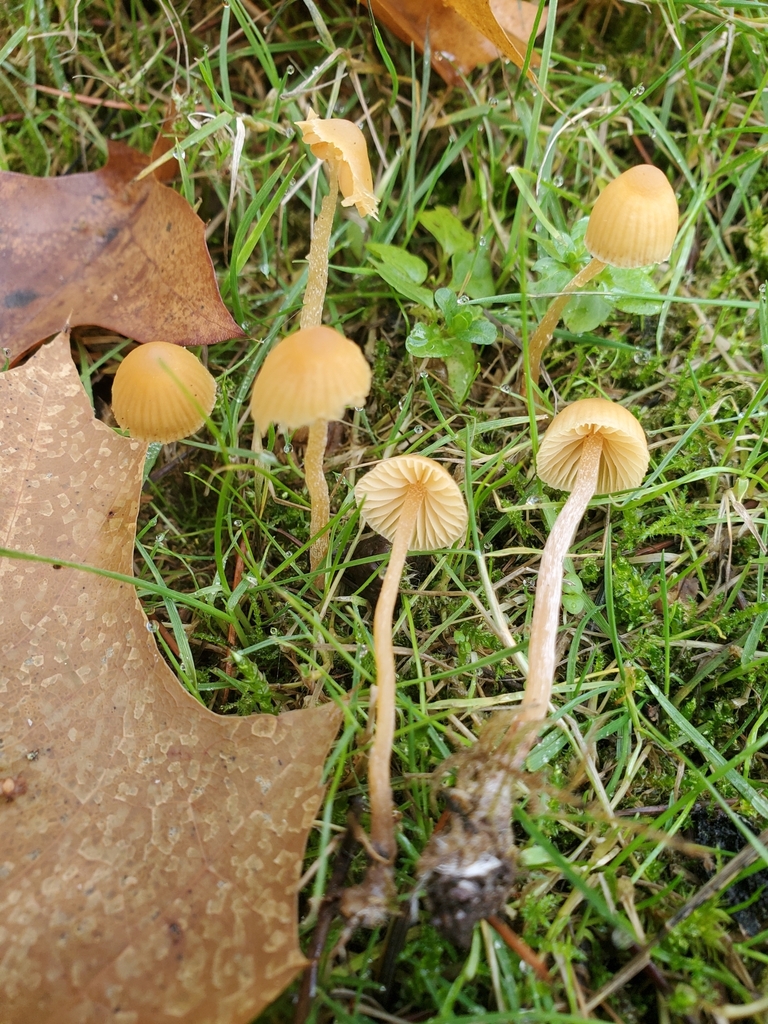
[
  {"xmin": 295, "ymin": 108, "xmax": 379, "ymax": 219},
  {"xmin": 584, "ymin": 165, "xmax": 678, "ymax": 268},
  {"xmin": 537, "ymin": 398, "xmax": 649, "ymax": 495},
  {"xmin": 112, "ymin": 341, "xmax": 216, "ymax": 443},
  {"xmin": 250, "ymin": 326, "xmax": 371, "ymax": 434},
  {"xmin": 355, "ymin": 455, "xmax": 468, "ymax": 551}
]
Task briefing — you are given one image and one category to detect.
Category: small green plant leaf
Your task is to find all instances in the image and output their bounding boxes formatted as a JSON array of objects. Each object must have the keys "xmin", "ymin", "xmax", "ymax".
[
  {"xmin": 406, "ymin": 321, "xmax": 454, "ymax": 358},
  {"xmin": 419, "ymin": 206, "xmax": 474, "ymax": 258},
  {"xmin": 367, "ymin": 243, "xmax": 434, "ymax": 307},
  {"xmin": 366, "ymin": 242, "xmax": 429, "ymax": 284},
  {"xmin": 608, "ymin": 266, "xmax": 664, "ymax": 315},
  {"xmin": 562, "ymin": 291, "xmax": 613, "ymax": 333},
  {"xmin": 368, "ymin": 260, "xmax": 435, "ymax": 307},
  {"xmin": 455, "ymin": 315, "xmax": 497, "ymax": 347},
  {"xmin": 451, "ymin": 245, "xmax": 495, "ymax": 299},
  {"xmin": 444, "ymin": 341, "xmax": 476, "ymax": 402}
]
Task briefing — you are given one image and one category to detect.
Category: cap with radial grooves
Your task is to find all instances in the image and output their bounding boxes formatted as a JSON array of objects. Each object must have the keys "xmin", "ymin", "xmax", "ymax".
[
  {"xmin": 584, "ymin": 164, "xmax": 679, "ymax": 268},
  {"xmin": 355, "ymin": 455, "xmax": 468, "ymax": 551},
  {"xmin": 537, "ymin": 398, "xmax": 649, "ymax": 495},
  {"xmin": 112, "ymin": 341, "xmax": 216, "ymax": 443},
  {"xmin": 250, "ymin": 326, "xmax": 371, "ymax": 434},
  {"xmin": 295, "ymin": 108, "xmax": 379, "ymax": 219}
]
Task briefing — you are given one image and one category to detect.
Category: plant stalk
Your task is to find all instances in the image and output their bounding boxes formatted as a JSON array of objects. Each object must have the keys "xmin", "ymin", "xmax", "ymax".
[
  {"xmin": 509, "ymin": 432, "xmax": 604, "ymax": 763},
  {"xmin": 524, "ymin": 256, "xmax": 606, "ymax": 388},
  {"xmin": 368, "ymin": 483, "xmax": 425, "ymax": 862},
  {"xmin": 305, "ymin": 417, "xmax": 330, "ymax": 572},
  {"xmin": 301, "ymin": 164, "xmax": 339, "ymax": 574},
  {"xmin": 300, "ymin": 163, "xmax": 339, "ymax": 331}
]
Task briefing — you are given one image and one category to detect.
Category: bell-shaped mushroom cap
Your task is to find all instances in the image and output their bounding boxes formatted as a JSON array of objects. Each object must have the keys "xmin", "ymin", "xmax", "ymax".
[
  {"xmin": 537, "ymin": 398, "xmax": 649, "ymax": 495},
  {"xmin": 355, "ymin": 455, "xmax": 468, "ymax": 551},
  {"xmin": 250, "ymin": 326, "xmax": 371, "ymax": 434},
  {"xmin": 295, "ymin": 108, "xmax": 379, "ymax": 219},
  {"xmin": 112, "ymin": 341, "xmax": 216, "ymax": 443},
  {"xmin": 584, "ymin": 165, "xmax": 679, "ymax": 268}
]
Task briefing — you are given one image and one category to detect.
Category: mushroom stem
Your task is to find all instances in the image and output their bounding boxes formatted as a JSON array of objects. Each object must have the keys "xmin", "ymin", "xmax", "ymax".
[
  {"xmin": 305, "ymin": 417, "xmax": 330, "ymax": 572},
  {"xmin": 525, "ymin": 257, "xmax": 606, "ymax": 387},
  {"xmin": 369, "ymin": 483, "xmax": 425, "ymax": 863},
  {"xmin": 509, "ymin": 431, "xmax": 604, "ymax": 762},
  {"xmin": 300, "ymin": 163, "xmax": 339, "ymax": 330}
]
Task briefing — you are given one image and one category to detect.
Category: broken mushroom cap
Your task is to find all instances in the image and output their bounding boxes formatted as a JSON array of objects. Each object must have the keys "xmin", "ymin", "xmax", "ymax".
[
  {"xmin": 112, "ymin": 341, "xmax": 216, "ymax": 443},
  {"xmin": 584, "ymin": 164, "xmax": 679, "ymax": 269},
  {"xmin": 355, "ymin": 454, "xmax": 468, "ymax": 550},
  {"xmin": 250, "ymin": 325, "xmax": 371, "ymax": 434},
  {"xmin": 295, "ymin": 108, "xmax": 379, "ymax": 219},
  {"xmin": 537, "ymin": 398, "xmax": 649, "ymax": 495}
]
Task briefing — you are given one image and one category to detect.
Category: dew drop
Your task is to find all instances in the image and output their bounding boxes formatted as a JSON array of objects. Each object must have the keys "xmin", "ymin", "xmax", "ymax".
[
  {"xmin": 419, "ymin": 370, "xmax": 429, "ymax": 379},
  {"xmin": 240, "ymin": 321, "xmax": 249, "ymax": 331},
  {"xmin": 413, "ymin": 425, "xmax": 424, "ymax": 435},
  {"xmin": 286, "ymin": 64, "xmax": 295, "ymax": 75},
  {"xmin": 525, "ymin": 494, "xmax": 542, "ymax": 506},
  {"xmin": 595, "ymin": 63, "xmax": 607, "ymax": 74},
  {"xmin": 553, "ymin": 175, "xmax": 564, "ymax": 188},
  {"xmin": 233, "ymin": 519, "xmax": 243, "ymax": 527},
  {"xmin": 759, "ymin": 282, "xmax": 766, "ymax": 295},
  {"xmin": 630, "ymin": 84, "xmax": 645, "ymax": 97},
  {"xmin": 270, "ymin": 627, "xmax": 279, "ymax": 635},
  {"xmin": 500, "ymin": 383, "xmax": 512, "ymax": 394},
  {"xmin": 478, "ymin": 237, "xmax": 487, "ymax": 247},
  {"xmin": 457, "ymin": 295, "xmax": 470, "ymax": 305},
  {"xmin": 146, "ymin": 621, "xmax": 160, "ymax": 633},
  {"xmin": 283, "ymin": 442, "xmax": 293, "ymax": 453}
]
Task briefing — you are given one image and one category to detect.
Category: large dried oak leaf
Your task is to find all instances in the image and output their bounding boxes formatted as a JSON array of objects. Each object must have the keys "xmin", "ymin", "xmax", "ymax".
[
  {"xmin": 0, "ymin": 332, "xmax": 341, "ymax": 1023},
  {"xmin": 0, "ymin": 142, "xmax": 243, "ymax": 362}
]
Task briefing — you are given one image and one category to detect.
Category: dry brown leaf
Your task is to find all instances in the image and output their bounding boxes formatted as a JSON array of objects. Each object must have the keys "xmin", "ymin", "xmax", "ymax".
[
  {"xmin": 0, "ymin": 331, "xmax": 341, "ymax": 1023},
  {"xmin": 443, "ymin": 0, "xmax": 544, "ymax": 74},
  {"xmin": 367, "ymin": 0, "xmax": 545, "ymax": 85},
  {"xmin": 0, "ymin": 142, "xmax": 242, "ymax": 363}
]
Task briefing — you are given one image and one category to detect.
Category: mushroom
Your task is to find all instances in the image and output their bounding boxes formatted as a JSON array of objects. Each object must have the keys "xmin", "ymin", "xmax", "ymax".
[
  {"xmin": 112, "ymin": 341, "xmax": 216, "ymax": 443},
  {"xmin": 525, "ymin": 164, "xmax": 679, "ymax": 387},
  {"xmin": 347, "ymin": 455, "xmax": 467, "ymax": 917},
  {"xmin": 510, "ymin": 398, "xmax": 649, "ymax": 762},
  {"xmin": 250, "ymin": 326, "xmax": 371, "ymax": 571},
  {"xmin": 294, "ymin": 108, "xmax": 379, "ymax": 330}
]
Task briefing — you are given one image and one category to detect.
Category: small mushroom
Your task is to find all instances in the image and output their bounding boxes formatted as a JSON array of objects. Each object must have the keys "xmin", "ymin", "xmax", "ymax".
[
  {"xmin": 347, "ymin": 455, "xmax": 467, "ymax": 919},
  {"xmin": 295, "ymin": 108, "xmax": 379, "ymax": 330},
  {"xmin": 511, "ymin": 398, "xmax": 649, "ymax": 761},
  {"xmin": 526, "ymin": 164, "xmax": 679, "ymax": 386},
  {"xmin": 250, "ymin": 326, "xmax": 371, "ymax": 571},
  {"xmin": 112, "ymin": 341, "xmax": 216, "ymax": 443}
]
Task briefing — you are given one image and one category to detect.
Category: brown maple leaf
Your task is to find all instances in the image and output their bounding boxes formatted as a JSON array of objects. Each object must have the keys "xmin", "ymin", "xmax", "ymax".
[
  {"xmin": 0, "ymin": 332, "xmax": 341, "ymax": 1023},
  {"xmin": 0, "ymin": 142, "xmax": 243, "ymax": 363}
]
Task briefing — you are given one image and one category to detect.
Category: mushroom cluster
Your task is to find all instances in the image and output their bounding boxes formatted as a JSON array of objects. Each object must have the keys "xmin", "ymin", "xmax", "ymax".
[{"xmin": 103, "ymin": 102, "xmax": 672, "ymax": 962}]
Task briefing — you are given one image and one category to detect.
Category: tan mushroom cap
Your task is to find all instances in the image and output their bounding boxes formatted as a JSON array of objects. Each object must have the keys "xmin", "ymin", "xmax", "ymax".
[
  {"xmin": 112, "ymin": 341, "xmax": 216, "ymax": 443},
  {"xmin": 537, "ymin": 398, "xmax": 649, "ymax": 495},
  {"xmin": 250, "ymin": 326, "xmax": 371, "ymax": 434},
  {"xmin": 295, "ymin": 108, "xmax": 379, "ymax": 219},
  {"xmin": 355, "ymin": 455, "xmax": 468, "ymax": 551},
  {"xmin": 584, "ymin": 165, "xmax": 679, "ymax": 268}
]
